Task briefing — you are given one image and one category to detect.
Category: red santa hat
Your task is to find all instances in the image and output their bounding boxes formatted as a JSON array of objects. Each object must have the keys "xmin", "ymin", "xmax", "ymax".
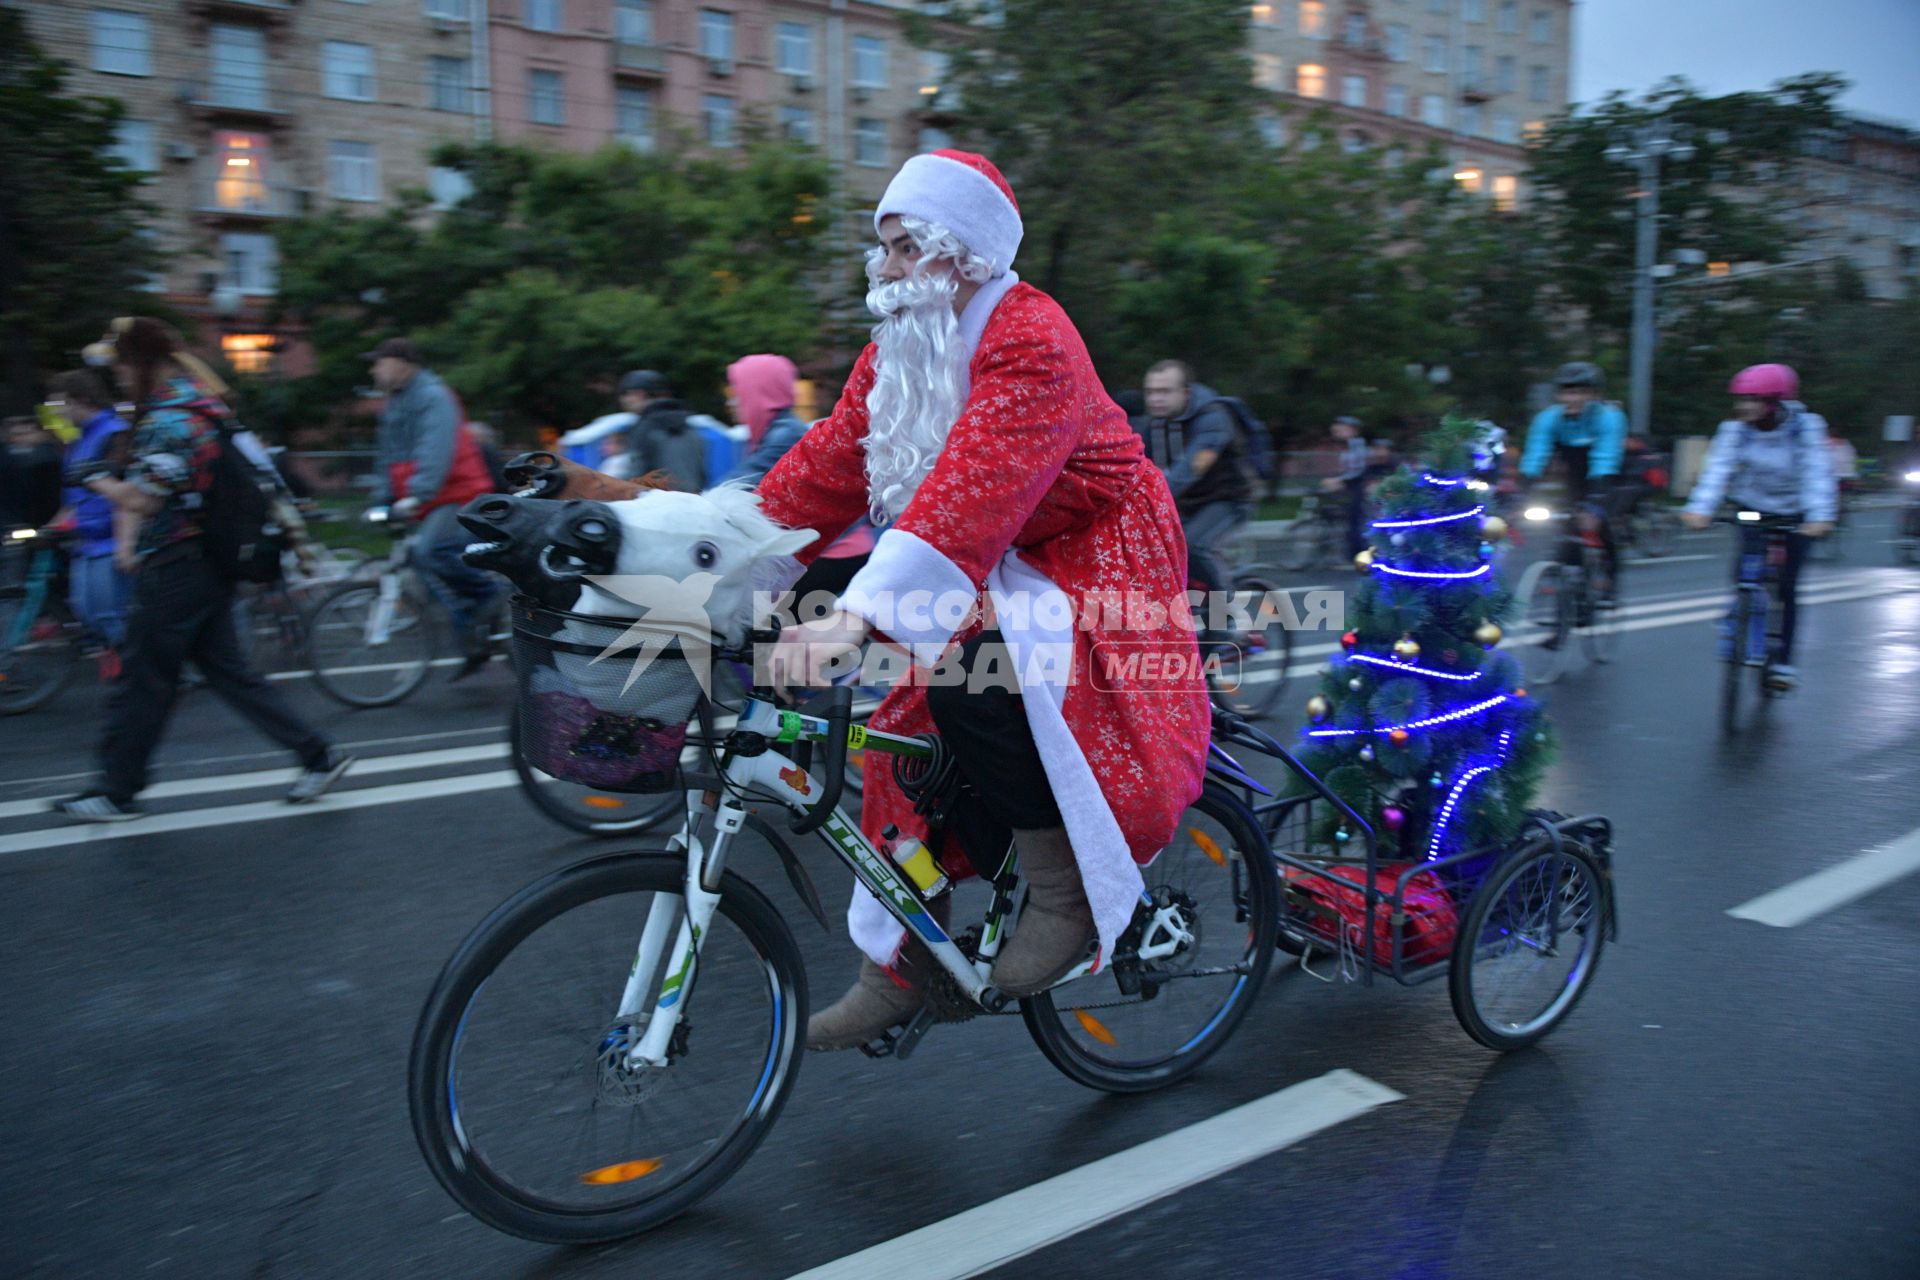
[{"xmin": 873, "ymin": 150, "xmax": 1023, "ymax": 277}]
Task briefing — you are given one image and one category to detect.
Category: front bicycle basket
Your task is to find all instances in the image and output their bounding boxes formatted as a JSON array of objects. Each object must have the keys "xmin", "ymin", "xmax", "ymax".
[{"xmin": 509, "ymin": 598, "xmax": 707, "ymax": 793}]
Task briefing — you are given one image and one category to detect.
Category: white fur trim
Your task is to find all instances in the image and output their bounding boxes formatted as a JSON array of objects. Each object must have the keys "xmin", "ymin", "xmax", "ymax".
[
  {"xmin": 846, "ymin": 550, "xmax": 1144, "ymax": 971},
  {"xmin": 836, "ymin": 528, "xmax": 975, "ymax": 664},
  {"xmin": 958, "ymin": 271, "xmax": 1020, "ymax": 365},
  {"xmin": 875, "ymin": 154, "xmax": 1024, "ymax": 277}
]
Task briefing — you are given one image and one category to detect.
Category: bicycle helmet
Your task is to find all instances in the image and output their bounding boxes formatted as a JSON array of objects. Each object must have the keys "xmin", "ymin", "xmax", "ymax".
[
  {"xmin": 1727, "ymin": 363, "xmax": 1798, "ymax": 400},
  {"xmin": 1554, "ymin": 361, "xmax": 1605, "ymax": 390}
]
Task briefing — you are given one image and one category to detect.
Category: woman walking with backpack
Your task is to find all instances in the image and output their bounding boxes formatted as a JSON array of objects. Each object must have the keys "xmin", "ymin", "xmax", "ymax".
[{"xmin": 54, "ymin": 318, "xmax": 353, "ymax": 823}]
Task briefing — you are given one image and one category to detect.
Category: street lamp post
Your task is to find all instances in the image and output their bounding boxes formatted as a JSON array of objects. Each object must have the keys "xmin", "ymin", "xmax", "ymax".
[{"xmin": 1605, "ymin": 126, "xmax": 1694, "ymax": 437}]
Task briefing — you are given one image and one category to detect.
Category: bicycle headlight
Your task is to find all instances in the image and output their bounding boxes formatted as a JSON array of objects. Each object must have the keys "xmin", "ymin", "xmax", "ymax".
[
  {"xmin": 1736, "ymin": 510, "xmax": 1762, "ymax": 522},
  {"xmin": 1523, "ymin": 506, "xmax": 1551, "ymax": 522},
  {"xmin": 1904, "ymin": 469, "xmax": 1920, "ymax": 484}
]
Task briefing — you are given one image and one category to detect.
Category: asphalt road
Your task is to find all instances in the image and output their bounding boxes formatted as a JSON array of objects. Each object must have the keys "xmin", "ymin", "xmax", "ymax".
[{"xmin": 3, "ymin": 509, "xmax": 1917, "ymax": 1280}]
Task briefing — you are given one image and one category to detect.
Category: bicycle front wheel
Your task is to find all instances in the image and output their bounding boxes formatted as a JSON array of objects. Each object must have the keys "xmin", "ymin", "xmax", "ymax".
[
  {"xmin": 1023, "ymin": 783, "xmax": 1276, "ymax": 1094},
  {"xmin": 1209, "ymin": 570, "xmax": 1294, "ymax": 720},
  {"xmin": 306, "ymin": 578, "xmax": 436, "ymax": 707},
  {"xmin": 1632, "ymin": 507, "xmax": 1679, "ymax": 558},
  {"xmin": 0, "ymin": 595, "xmax": 80, "ymax": 715},
  {"xmin": 1449, "ymin": 839, "xmax": 1607, "ymax": 1051},
  {"xmin": 409, "ymin": 854, "xmax": 807, "ymax": 1244},
  {"xmin": 1516, "ymin": 562, "xmax": 1570, "ymax": 686},
  {"xmin": 508, "ymin": 708, "xmax": 689, "ymax": 837}
]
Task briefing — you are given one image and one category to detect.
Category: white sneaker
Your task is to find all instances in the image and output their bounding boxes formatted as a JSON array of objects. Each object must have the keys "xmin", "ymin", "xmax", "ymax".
[{"xmin": 286, "ymin": 752, "xmax": 355, "ymax": 803}]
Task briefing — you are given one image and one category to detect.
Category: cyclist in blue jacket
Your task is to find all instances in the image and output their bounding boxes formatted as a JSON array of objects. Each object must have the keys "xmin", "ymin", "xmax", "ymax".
[{"xmin": 1520, "ymin": 361, "xmax": 1628, "ymax": 603}]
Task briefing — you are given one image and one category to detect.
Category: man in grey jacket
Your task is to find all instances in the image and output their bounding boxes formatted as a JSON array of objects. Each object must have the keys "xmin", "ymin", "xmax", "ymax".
[
  {"xmin": 1137, "ymin": 360, "xmax": 1256, "ymax": 594},
  {"xmin": 367, "ymin": 338, "xmax": 500, "ymax": 679},
  {"xmin": 617, "ymin": 369, "xmax": 706, "ymax": 492}
]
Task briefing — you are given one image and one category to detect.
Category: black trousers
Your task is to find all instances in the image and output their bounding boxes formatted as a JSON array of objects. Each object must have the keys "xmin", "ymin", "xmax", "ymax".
[
  {"xmin": 100, "ymin": 544, "xmax": 330, "ymax": 802},
  {"xmin": 1343, "ymin": 477, "xmax": 1368, "ymax": 557},
  {"xmin": 923, "ymin": 631, "xmax": 1062, "ymax": 876}
]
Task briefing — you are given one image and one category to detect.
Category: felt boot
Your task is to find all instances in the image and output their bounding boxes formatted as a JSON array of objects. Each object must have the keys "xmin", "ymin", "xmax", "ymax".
[{"xmin": 991, "ymin": 826, "xmax": 1096, "ymax": 997}]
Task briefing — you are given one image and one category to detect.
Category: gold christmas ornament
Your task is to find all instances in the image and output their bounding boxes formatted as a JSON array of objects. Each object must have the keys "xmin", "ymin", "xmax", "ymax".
[
  {"xmin": 1475, "ymin": 621, "xmax": 1503, "ymax": 648},
  {"xmin": 1393, "ymin": 634, "xmax": 1421, "ymax": 661},
  {"xmin": 1354, "ymin": 547, "xmax": 1376, "ymax": 571},
  {"xmin": 1481, "ymin": 515, "xmax": 1508, "ymax": 541},
  {"xmin": 1306, "ymin": 695, "xmax": 1331, "ymax": 722}
]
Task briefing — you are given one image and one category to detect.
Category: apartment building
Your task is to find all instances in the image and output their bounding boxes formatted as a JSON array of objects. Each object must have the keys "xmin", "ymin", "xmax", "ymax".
[
  {"xmin": 1791, "ymin": 116, "xmax": 1920, "ymax": 300},
  {"xmin": 1247, "ymin": 0, "xmax": 1574, "ymax": 209}
]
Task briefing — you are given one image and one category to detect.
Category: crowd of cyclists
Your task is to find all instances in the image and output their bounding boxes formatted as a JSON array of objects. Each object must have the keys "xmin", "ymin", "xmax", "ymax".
[{"xmin": 0, "ymin": 310, "xmax": 1905, "ymax": 820}]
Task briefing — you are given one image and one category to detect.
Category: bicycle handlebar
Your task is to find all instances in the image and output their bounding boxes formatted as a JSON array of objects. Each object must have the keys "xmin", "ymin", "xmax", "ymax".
[{"xmin": 787, "ymin": 682, "xmax": 851, "ymax": 835}]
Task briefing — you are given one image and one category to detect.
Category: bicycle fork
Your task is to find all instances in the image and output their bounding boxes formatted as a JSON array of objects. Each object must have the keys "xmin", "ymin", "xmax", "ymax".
[{"xmin": 616, "ymin": 813, "xmax": 729, "ymax": 1069}]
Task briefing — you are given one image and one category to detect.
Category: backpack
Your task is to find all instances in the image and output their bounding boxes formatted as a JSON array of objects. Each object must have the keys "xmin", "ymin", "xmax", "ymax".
[
  {"xmin": 1212, "ymin": 396, "xmax": 1277, "ymax": 482},
  {"xmin": 198, "ymin": 418, "xmax": 289, "ymax": 585}
]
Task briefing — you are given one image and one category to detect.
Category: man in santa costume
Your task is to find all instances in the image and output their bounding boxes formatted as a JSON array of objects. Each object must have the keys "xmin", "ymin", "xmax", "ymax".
[{"xmin": 759, "ymin": 150, "xmax": 1210, "ymax": 1050}]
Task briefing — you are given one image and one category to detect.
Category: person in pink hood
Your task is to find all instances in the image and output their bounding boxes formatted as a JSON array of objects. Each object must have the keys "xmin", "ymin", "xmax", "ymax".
[{"xmin": 721, "ymin": 352, "xmax": 875, "ymax": 594}]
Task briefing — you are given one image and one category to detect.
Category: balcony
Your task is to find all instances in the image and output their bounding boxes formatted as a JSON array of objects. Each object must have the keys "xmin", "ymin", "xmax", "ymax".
[
  {"xmin": 185, "ymin": 0, "xmax": 293, "ymax": 24},
  {"xmin": 614, "ymin": 42, "xmax": 667, "ymax": 76},
  {"xmin": 194, "ymin": 180, "xmax": 305, "ymax": 221},
  {"xmin": 1459, "ymin": 80, "xmax": 1499, "ymax": 104},
  {"xmin": 183, "ymin": 81, "xmax": 292, "ymax": 127}
]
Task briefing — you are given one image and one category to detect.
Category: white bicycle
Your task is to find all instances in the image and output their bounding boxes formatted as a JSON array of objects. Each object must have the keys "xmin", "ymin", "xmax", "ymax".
[{"xmin": 407, "ymin": 601, "xmax": 1276, "ymax": 1243}]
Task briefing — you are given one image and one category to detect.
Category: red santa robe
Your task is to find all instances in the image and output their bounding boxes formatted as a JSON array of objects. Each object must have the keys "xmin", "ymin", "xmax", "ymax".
[{"xmin": 758, "ymin": 273, "xmax": 1212, "ymax": 968}]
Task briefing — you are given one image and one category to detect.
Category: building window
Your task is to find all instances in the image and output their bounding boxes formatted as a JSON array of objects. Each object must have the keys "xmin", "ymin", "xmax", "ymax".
[
  {"xmin": 328, "ymin": 140, "xmax": 379, "ymax": 200},
  {"xmin": 1343, "ymin": 130, "xmax": 1370, "ymax": 154},
  {"xmin": 1496, "ymin": 54, "xmax": 1515, "ymax": 92},
  {"xmin": 428, "ymin": 56, "xmax": 469, "ymax": 112},
  {"xmin": 1386, "ymin": 23, "xmax": 1408, "ymax": 61},
  {"xmin": 1454, "ymin": 165, "xmax": 1484, "ymax": 194},
  {"xmin": 1529, "ymin": 64, "xmax": 1549, "ymax": 102},
  {"xmin": 1342, "ymin": 74, "xmax": 1366, "ymax": 108},
  {"xmin": 703, "ymin": 94, "xmax": 735, "ymax": 147},
  {"xmin": 1492, "ymin": 173, "xmax": 1518, "ymax": 211},
  {"xmin": 220, "ymin": 232, "xmax": 278, "ymax": 295},
  {"xmin": 1458, "ymin": 103, "xmax": 1482, "ymax": 136},
  {"xmin": 1530, "ymin": 7, "xmax": 1550, "ymax": 42},
  {"xmin": 919, "ymin": 50, "xmax": 950, "ymax": 104},
  {"xmin": 1296, "ymin": 63, "xmax": 1326, "ymax": 99},
  {"xmin": 1428, "ymin": 0, "xmax": 1448, "ymax": 12},
  {"xmin": 323, "ymin": 41, "xmax": 375, "ymax": 102},
  {"xmin": 1421, "ymin": 93, "xmax": 1445, "ymax": 127},
  {"xmin": 211, "ymin": 25, "xmax": 269, "ymax": 110},
  {"xmin": 1498, "ymin": 0, "xmax": 1518, "ymax": 33},
  {"xmin": 1462, "ymin": 0, "xmax": 1483, "ymax": 21},
  {"xmin": 110, "ymin": 119, "xmax": 155, "ymax": 173},
  {"xmin": 1298, "ymin": 0, "xmax": 1326, "ymax": 38},
  {"xmin": 1494, "ymin": 112, "xmax": 1517, "ymax": 144},
  {"xmin": 919, "ymin": 126, "xmax": 954, "ymax": 153},
  {"xmin": 852, "ymin": 35, "xmax": 887, "ymax": 87},
  {"xmin": 221, "ymin": 333, "xmax": 276, "ymax": 375},
  {"xmin": 854, "ymin": 116, "xmax": 887, "ymax": 167},
  {"xmin": 425, "ymin": 0, "xmax": 466, "ymax": 20},
  {"xmin": 1257, "ymin": 115, "xmax": 1287, "ymax": 148},
  {"xmin": 1249, "ymin": 3, "xmax": 1278, "ymax": 26},
  {"xmin": 1385, "ymin": 84, "xmax": 1408, "ymax": 117},
  {"xmin": 616, "ymin": 0, "xmax": 653, "ymax": 45},
  {"xmin": 213, "ymin": 131, "xmax": 269, "ymax": 211},
  {"xmin": 525, "ymin": 0, "xmax": 561, "ymax": 30},
  {"xmin": 617, "ymin": 85, "xmax": 656, "ymax": 150},
  {"xmin": 1461, "ymin": 45, "xmax": 1482, "ymax": 84},
  {"xmin": 1252, "ymin": 52, "xmax": 1283, "ymax": 91},
  {"xmin": 776, "ymin": 22, "xmax": 813, "ymax": 75},
  {"xmin": 91, "ymin": 10, "xmax": 150, "ymax": 76},
  {"xmin": 700, "ymin": 9, "xmax": 734, "ymax": 61},
  {"xmin": 1423, "ymin": 34, "xmax": 1447, "ymax": 74},
  {"xmin": 779, "ymin": 105, "xmax": 816, "ymax": 145},
  {"xmin": 428, "ymin": 166, "xmax": 474, "ymax": 209},
  {"xmin": 528, "ymin": 69, "xmax": 564, "ymax": 124},
  {"xmin": 1345, "ymin": 12, "xmax": 1367, "ymax": 44}
]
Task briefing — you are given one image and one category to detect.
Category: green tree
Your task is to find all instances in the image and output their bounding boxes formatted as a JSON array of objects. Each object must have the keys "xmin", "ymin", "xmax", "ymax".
[
  {"xmin": 0, "ymin": 8, "xmax": 159, "ymax": 414},
  {"xmin": 272, "ymin": 140, "xmax": 834, "ymax": 438}
]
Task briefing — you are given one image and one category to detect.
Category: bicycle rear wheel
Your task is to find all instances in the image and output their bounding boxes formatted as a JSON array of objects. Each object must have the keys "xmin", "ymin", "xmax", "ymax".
[
  {"xmin": 1631, "ymin": 507, "xmax": 1679, "ymax": 558},
  {"xmin": 508, "ymin": 708, "xmax": 690, "ymax": 837},
  {"xmin": 1208, "ymin": 570, "xmax": 1293, "ymax": 720},
  {"xmin": 1516, "ymin": 562, "xmax": 1571, "ymax": 686},
  {"xmin": 0, "ymin": 594, "xmax": 80, "ymax": 714},
  {"xmin": 1721, "ymin": 591, "xmax": 1751, "ymax": 735},
  {"xmin": 1023, "ymin": 783, "xmax": 1276, "ymax": 1093},
  {"xmin": 409, "ymin": 853, "xmax": 806, "ymax": 1244},
  {"xmin": 1275, "ymin": 516, "xmax": 1326, "ymax": 573},
  {"xmin": 306, "ymin": 578, "xmax": 436, "ymax": 707},
  {"xmin": 1449, "ymin": 839, "xmax": 1607, "ymax": 1051}
]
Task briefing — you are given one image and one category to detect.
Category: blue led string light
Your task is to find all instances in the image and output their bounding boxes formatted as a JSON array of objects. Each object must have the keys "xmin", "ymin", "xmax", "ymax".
[
  {"xmin": 1307, "ymin": 693, "xmax": 1511, "ymax": 738},
  {"xmin": 1372, "ymin": 505, "xmax": 1485, "ymax": 530},
  {"xmin": 1347, "ymin": 653, "xmax": 1484, "ymax": 683},
  {"xmin": 1426, "ymin": 729, "xmax": 1516, "ymax": 860},
  {"xmin": 1420, "ymin": 473, "xmax": 1466, "ymax": 488},
  {"xmin": 1372, "ymin": 562, "xmax": 1493, "ymax": 582}
]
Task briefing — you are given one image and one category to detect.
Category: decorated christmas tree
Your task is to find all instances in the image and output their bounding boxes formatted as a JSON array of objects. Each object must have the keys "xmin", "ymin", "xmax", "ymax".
[{"xmin": 1293, "ymin": 415, "xmax": 1554, "ymax": 860}]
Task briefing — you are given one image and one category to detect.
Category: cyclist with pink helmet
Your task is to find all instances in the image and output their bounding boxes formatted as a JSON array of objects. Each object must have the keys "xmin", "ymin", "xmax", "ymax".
[{"xmin": 1682, "ymin": 363, "xmax": 1836, "ymax": 691}]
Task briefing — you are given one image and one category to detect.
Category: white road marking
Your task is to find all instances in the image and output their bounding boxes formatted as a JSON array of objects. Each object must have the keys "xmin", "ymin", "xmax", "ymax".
[
  {"xmin": 0, "ymin": 771, "xmax": 520, "ymax": 857},
  {"xmin": 1727, "ymin": 826, "xmax": 1920, "ymax": 928},
  {"xmin": 785, "ymin": 1070, "xmax": 1403, "ymax": 1280},
  {"xmin": 0, "ymin": 745, "xmax": 508, "ymax": 821},
  {"xmin": 0, "ymin": 726, "xmax": 505, "ymax": 793}
]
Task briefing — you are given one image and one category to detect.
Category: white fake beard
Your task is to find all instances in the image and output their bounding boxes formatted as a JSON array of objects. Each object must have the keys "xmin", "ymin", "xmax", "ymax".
[{"xmin": 863, "ymin": 273, "xmax": 969, "ymax": 523}]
